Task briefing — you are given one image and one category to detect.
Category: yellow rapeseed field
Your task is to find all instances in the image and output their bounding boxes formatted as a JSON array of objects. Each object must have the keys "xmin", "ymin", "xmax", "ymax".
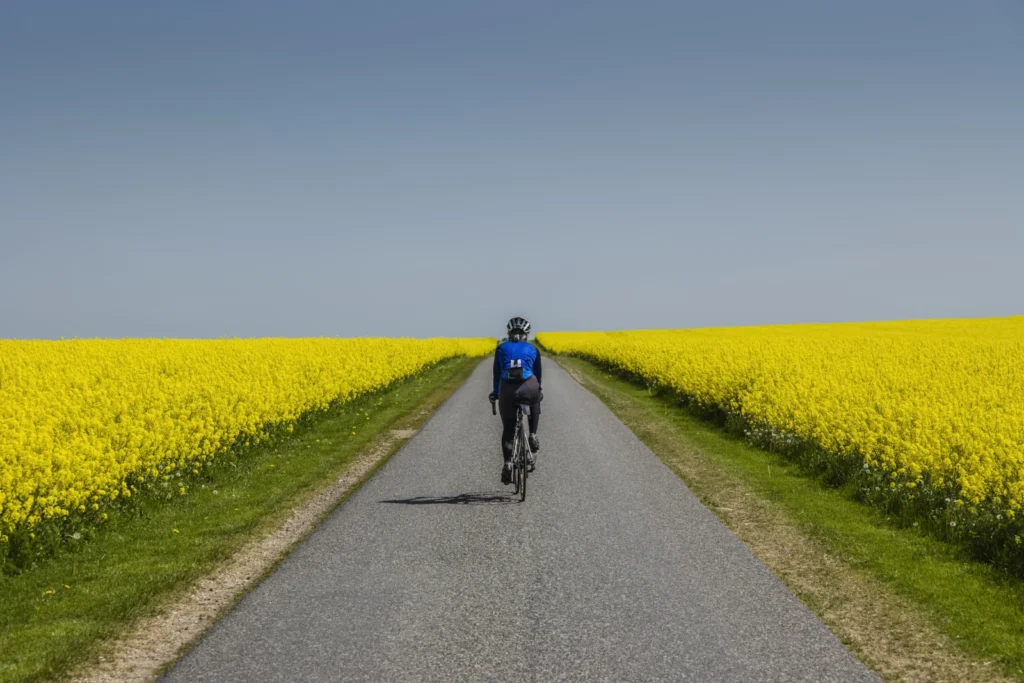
[
  {"xmin": 0, "ymin": 337, "xmax": 492, "ymax": 540},
  {"xmin": 539, "ymin": 318, "xmax": 1024, "ymax": 525}
]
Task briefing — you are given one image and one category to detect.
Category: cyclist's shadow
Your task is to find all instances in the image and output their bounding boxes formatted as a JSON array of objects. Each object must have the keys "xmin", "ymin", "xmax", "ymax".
[{"xmin": 379, "ymin": 491, "xmax": 514, "ymax": 505}]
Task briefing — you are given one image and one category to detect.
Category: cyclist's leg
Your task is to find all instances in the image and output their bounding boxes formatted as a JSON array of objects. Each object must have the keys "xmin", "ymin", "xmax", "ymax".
[
  {"xmin": 497, "ymin": 381, "xmax": 519, "ymax": 461},
  {"xmin": 527, "ymin": 402, "xmax": 540, "ymax": 435}
]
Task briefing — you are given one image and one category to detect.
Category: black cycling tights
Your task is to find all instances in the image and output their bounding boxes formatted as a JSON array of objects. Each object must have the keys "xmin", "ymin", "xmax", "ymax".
[{"xmin": 498, "ymin": 376, "xmax": 541, "ymax": 459}]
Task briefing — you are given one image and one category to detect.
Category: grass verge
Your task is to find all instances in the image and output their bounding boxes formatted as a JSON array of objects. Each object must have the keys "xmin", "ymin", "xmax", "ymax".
[
  {"xmin": 557, "ymin": 355, "xmax": 1024, "ymax": 682},
  {"xmin": 0, "ymin": 356, "xmax": 479, "ymax": 683}
]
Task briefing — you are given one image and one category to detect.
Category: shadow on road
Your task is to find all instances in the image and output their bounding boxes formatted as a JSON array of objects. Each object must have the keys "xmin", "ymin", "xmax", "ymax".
[{"xmin": 380, "ymin": 492, "xmax": 514, "ymax": 505}]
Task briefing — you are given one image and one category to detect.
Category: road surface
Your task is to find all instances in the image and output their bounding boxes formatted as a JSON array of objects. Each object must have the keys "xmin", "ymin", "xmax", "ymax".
[{"xmin": 163, "ymin": 359, "xmax": 875, "ymax": 682}]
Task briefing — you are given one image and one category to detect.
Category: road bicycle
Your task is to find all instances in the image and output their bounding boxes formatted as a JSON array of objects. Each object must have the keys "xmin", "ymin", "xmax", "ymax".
[{"xmin": 491, "ymin": 397, "xmax": 534, "ymax": 501}]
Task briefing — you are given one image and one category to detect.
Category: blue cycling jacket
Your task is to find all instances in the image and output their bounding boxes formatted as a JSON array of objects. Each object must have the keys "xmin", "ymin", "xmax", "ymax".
[{"xmin": 492, "ymin": 340, "xmax": 542, "ymax": 394}]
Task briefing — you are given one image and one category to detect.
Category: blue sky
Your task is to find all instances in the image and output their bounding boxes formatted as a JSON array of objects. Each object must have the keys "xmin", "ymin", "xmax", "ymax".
[{"xmin": 2, "ymin": 1, "xmax": 1021, "ymax": 338}]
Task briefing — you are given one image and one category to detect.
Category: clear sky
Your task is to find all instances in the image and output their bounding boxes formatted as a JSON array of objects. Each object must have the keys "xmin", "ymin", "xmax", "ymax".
[{"xmin": 2, "ymin": 1, "xmax": 1021, "ymax": 339}]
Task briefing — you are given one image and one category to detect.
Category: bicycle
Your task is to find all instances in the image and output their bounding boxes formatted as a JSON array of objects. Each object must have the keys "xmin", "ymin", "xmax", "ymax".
[{"xmin": 491, "ymin": 397, "xmax": 534, "ymax": 501}]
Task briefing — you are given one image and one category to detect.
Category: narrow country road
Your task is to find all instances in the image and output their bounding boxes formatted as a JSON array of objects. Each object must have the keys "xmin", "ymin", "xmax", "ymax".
[{"xmin": 162, "ymin": 360, "xmax": 876, "ymax": 682}]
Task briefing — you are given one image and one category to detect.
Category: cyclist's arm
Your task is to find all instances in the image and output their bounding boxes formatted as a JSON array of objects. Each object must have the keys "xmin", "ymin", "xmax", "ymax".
[
  {"xmin": 492, "ymin": 345, "xmax": 501, "ymax": 395},
  {"xmin": 533, "ymin": 347, "xmax": 542, "ymax": 388}
]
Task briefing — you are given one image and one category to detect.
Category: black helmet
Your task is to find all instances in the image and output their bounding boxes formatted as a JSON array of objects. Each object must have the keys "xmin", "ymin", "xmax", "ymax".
[{"xmin": 507, "ymin": 316, "xmax": 531, "ymax": 340}]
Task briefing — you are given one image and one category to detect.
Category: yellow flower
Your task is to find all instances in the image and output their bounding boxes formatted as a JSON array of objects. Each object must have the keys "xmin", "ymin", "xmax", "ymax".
[
  {"xmin": 538, "ymin": 317, "xmax": 1024, "ymax": 525},
  {"xmin": 0, "ymin": 337, "xmax": 493, "ymax": 537}
]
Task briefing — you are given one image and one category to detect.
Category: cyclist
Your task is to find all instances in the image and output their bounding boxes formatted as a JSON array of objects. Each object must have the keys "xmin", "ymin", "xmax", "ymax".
[{"xmin": 489, "ymin": 317, "xmax": 543, "ymax": 485}]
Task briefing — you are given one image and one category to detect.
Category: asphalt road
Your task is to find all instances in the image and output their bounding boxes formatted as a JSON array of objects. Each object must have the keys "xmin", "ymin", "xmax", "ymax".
[{"xmin": 163, "ymin": 359, "xmax": 876, "ymax": 683}]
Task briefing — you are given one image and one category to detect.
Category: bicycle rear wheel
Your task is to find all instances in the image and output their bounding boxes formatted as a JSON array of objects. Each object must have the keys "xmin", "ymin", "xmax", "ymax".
[
  {"xmin": 519, "ymin": 453, "xmax": 527, "ymax": 501},
  {"xmin": 519, "ymin": 412, "xmax": 528, "ymax": 501},
  {"xmin": 512, "ymin": 426, "xmax": 521, "ymax": 495}
]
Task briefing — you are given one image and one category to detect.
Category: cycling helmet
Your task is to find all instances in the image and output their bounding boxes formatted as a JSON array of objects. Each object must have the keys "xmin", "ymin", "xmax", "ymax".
[{"xmin": 507, "ymin": 316, "xmax": 531, "ymax": 340}]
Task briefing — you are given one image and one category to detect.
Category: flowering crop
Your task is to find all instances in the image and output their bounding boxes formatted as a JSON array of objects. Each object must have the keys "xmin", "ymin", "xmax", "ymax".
[
  {"xmin": 0, "ymin": 337, "xmax": 492, "ymax": 543},
  {"xmin": 539, "ymin": 319, "xmax": 1024, "ymax": 567}
]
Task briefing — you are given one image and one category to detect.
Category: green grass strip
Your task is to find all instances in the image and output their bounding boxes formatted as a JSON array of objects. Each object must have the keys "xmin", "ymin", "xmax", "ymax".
[
  {"xmin": 0, "ymin": 356, "xmax": 479, "ymax": 683},
  {"xmin": 557, "ymin": 355, "xmax": 1024, "ymax": 681}
]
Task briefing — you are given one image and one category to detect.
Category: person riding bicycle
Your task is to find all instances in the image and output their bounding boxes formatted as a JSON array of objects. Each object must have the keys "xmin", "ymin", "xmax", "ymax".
[{"xmin": 489, "ymin": 317, "xmax": 543, "ymax": 485}]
